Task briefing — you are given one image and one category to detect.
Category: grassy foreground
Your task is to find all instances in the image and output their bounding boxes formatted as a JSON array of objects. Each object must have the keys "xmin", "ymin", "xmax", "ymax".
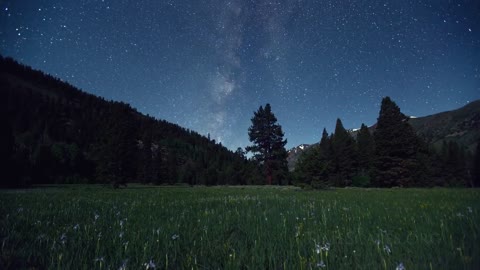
[{"xmin": 0, "ymin": 186, "xmax": 479, "ymax": 269}]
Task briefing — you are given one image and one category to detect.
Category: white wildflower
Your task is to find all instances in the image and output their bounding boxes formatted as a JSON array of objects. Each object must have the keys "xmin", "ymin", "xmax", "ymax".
[
  {"xmin": 316, "ymin": 260, "xmax": 326, "ymax": 268},
  {"xmin": 60, "ymin": 233, "xmax": 67, "ymax": 245},
  {"xmin": 396, "ymin": 262, "xmax": 406, "ymax": 270},
  {"xmin": 144, "ymin": 259, "xmax": 156, "ymax": 269},
  {"xmin": 73, "ymin": 224, "xmax": 80, "ymax": 231},
  {"xmin": 118, "ymin": 259, "xmax": 128, "ymax": 270},
  {"xmin": 171, "ymin": 234, "xmax": 179, "ymax": 240},
  {"xmin": 384, "ymin": 245, "xmax": 391, "ymax": 254}
]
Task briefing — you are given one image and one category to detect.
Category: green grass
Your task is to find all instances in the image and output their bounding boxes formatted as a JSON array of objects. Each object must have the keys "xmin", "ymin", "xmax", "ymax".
[{"xmin": 1, "ymin": 186, "xmax": 479, "ymax": 269}]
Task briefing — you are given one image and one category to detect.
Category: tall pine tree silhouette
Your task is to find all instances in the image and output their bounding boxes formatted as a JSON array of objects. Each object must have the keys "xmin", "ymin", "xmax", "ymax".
[
  {"xmin": 330, "ymin": 119, "xmax": 357, "ymax": 187},
  {"xmin": 357, "ymin": 124, "xmax": 374, "ymax": 177},
  {"xmin": 373, "ymin": 97, "xmax": 424, "ymax": 187},
  {"xmin": 473, "ymin": 138, "xmax": 480, "ymax": 187},
  {"xmin": 247, "ymin": 104, "xmax": 288, "ymax": 185}
]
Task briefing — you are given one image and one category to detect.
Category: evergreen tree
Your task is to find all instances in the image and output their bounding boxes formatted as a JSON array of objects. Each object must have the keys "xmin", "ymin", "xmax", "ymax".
[
  {"xmin": 373, "ymin": 97, "xmax": 425, "ymax": 187},
  {"xmin": 246, "ymin": 104, "xmax": 288, "ymax": 185},
  {"xmin": 356, "ymin": 124, "xmax": 374, "ymax": 183},
  {"xmin": 442, "ymin": 141, "xmax": 468, "ymax": 187},
  {"xmin": 311, "ymin": 128, "xmax": 334, "ymax": 188},
  {"xmin": 138, "ymin": 132, "xmax": 153, "ymax": 184},
  {"xmin": 0, "ymin": 115, "xmax": 16, "ymax": 187},
  {"xmin": 95, "ymin": 104, "xmax": 137, "ymax": 187},
  {"xmin": 473, "ymin": 139, "xmax": 480, "ymax": 187},
  {"xmin": 329, "ymin": 119, "xmax": 357, "ymax": 187},
  {"xmin": 294, "ymin": 128, "xmax": 333, "ymax": 188}
]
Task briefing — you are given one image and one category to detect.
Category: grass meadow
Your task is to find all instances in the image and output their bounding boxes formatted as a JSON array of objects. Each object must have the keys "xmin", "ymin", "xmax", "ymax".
[{"xmin": 0, "ymin": 186, "xmax": 479, "ymax": 269}]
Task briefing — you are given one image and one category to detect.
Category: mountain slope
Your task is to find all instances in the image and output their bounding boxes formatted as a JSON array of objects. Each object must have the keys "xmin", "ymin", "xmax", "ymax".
[
  {"xmin": 408, "ymin": 100, "xmax": 480, "ymax": 152},
  {"xmin": 1, "ymin": 56, "xmax": 258, "ymax": 187},
  {"xmin": 288, "ymin": 100, "xmax": 480, "ymax": 170}
]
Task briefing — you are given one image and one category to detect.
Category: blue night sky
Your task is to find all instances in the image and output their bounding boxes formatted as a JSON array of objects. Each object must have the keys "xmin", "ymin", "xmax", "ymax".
[{"xmin": 1, "ymin": 0, "xmax": 479, "ymax": 150}]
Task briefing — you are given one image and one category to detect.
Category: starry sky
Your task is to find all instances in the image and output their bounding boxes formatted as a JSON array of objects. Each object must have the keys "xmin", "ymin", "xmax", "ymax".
[{"xmin": 1, "ymin": 0, "xmax": 479, "ymax": 150}]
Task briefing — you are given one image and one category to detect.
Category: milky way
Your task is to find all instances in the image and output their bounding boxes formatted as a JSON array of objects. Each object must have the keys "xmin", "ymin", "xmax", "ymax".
[{"xmin": 1, "ymin": 0, "xmax": 479, "ymax": 150}]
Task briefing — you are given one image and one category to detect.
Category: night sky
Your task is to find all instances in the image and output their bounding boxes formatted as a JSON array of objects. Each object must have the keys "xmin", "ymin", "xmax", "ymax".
[{"xmin": 1, "ymin": 0, "xmax": 479, "ymax": 150}]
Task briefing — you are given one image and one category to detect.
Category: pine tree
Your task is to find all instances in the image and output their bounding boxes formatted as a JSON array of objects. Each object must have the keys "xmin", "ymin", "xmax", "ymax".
[
  {"xmin": 442, "ymin": 141, "xmax": 468, "ymax": 187},
  {"xmin": 246, "ymin": 104, "xmax": 288, "ymax": 185},
  {"xmin": 0, "ymin": 115, "xmax": 16, "ymax": 187},
  {"xmin": 356, "ymin": 124, "xmax": 374, "ymax": 178},
  {"xmin": 329, "ymin": 119, "xmax": 357, "ymax": 187},
  {"xmin": 473, "ymin": 139, "xmax": 480, "ymax": 187},
  {"xmin": 138, "ymin": 132, "xmax": 153, "ymax": 184},
  {"xmin": 294, "ymin": 128, "xmax": 333, "ymax": 188},
  {"xmin": 373, "ymin": 97, "xmax": 424, "ymax": 187}
]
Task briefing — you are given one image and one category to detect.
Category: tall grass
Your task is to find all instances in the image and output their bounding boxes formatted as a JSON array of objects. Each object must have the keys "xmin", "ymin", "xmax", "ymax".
[{"xmin": 1, "ymin": 186, "xmax": 479, "ymax": 269}]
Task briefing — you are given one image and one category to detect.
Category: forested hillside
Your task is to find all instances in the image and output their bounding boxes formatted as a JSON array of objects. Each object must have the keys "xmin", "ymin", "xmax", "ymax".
[{"xmin": 0, "ymin": 56, "xmax": 262, "ymax": 187}]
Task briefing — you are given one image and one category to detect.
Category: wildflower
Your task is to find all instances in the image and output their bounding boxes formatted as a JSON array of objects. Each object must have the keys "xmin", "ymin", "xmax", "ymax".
[
  {"xmin": 94, "ymin": 213, "xmax": 100, "ymax": 221},
  {"xmin": 60, "ymin": 233, "xmax": 67, "ymax": 245},
  {"xmin": 315, "ymin": 244, "xmax": 321, "ymax": 254},
  {"xmin": 384, "ymin": 245, "xmax": 391, "ymax": 254},
  {"xmin": 396, "ymin": 262, "xmax": 406, "ymax": 270},
  {"xmin": 119, "ymin": 231, "xmax": 124, "ymax": 238},
  {"xmin": 321, "ymin": 243, "xmax": 330, "ymax": 252},
  {"xmin": 94, "ymin": 256, "xmax": 105, "ymax": 263},
  {"xmin": 171, "ymin": 234, "xmax": 179, "ymax": 240},
  {"xmin": 456, "ymin": 212, "xmax": 464, "ymax": 217},
  {"xmin": 73, "ymin": 224, "xmax": 80, "ymax": 231},
  {"xmin": 118, "ymin": 259, "xmax": 128, "ymax": 270},
  {"xmin": 144, "ymin": 259, "xmax": 156, "ymax": 269},
  {"xmin": 467, "ymin": 207, "xmax": 473, "ymax": 213},
  {"xmin": 375, "ymin": 239, "xmax": 380, "ymax": 246},
  {"xmin": 316, "ymin": 261, "xmax": 326, "ymax": 268}
]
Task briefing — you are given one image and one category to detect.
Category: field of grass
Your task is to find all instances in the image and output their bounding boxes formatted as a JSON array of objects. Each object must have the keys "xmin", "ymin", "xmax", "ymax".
[{"xmin": 1, "ymin": 186, "xmax": 479, "ymax": 269}]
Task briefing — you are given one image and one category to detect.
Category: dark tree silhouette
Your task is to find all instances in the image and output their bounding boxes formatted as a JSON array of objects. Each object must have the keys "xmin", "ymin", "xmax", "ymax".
[
  {"xmin": 246, "ymin": 104, "xmax": 289, "ymax": 185},
  {"xmin": 373, "ymin": 97, "xmax": 425, "ymax": 187},
  {"xmin": 473, "ymin": 139, "xmax": 480, "ymax": 187},
  {"xmin": 329, "ymin": 118, "xmax": 358, "ymax": 187}
]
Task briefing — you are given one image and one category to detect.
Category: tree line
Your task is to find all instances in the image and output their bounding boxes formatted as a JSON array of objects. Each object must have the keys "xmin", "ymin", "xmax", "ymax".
[
  {"xmin": 293, "ymin": 97, "xmax": 480, "ymax": 188},
  {"xmin": 1, "ymin": 55, "xmax": 479, "ymax": 188}
]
